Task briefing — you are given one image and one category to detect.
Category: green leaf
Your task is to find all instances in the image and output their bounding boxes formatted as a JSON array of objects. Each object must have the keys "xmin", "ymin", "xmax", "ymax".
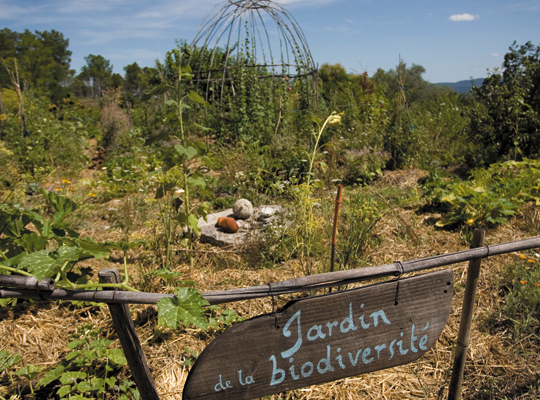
[
  {"xmin": 78, "ymin": 239, "xmax": 112, "ymax": 260},
  {"xmin": 193, "ymin": 122, "xmax": 213, "ymax": 132},
  {"xmin": 38, "ymin": 365, "xmax": 65, "ymax": 387},
  {"xmin": 157, "ymin": 287, "xmax": 209, "ymax": 330},
  {"xmin": 105, "ymin": 376, "xmax": 117, "ymax": 388},
  {"xmin": 77, "ymin": 380, "xmax": 93, "ymax": 393},
  {"xmin": 15, "ymin": 365, "xmax": 43, "ymax": 380},
  {"xmin": 0, "ymin": 351, "xmax": 22, "ymax": 371},
  {"xmin": 14, "ymin": 232, "xmax": 48, "ymax": 252},
  {"xmin": 19, "ymin": 250, "xmax": 56, "ymax": 280},
  {"xmin": 141, "ymin": 83, "xmax": 171, "ymax": 101},
  {"xmin": 57, "ymin": 385, "xmax": 72, "ymax": 398},
  {"xmin": 40, "ymin": 188, "xmax": 77, "ymax": 217},
  {"xmin": 59, "ymin": 371, "xmax": 87, "ymax": 385},
  {"xmin": 90, "ymin": 378, "xmax": 105, "ymax": 391},
  {"xmin": 91, "ymin": 338, "xmax": 113, "ymax": 350},
  {"xmin": 188, "ymin": 175, "xmax": 206, "ymax": 188},
  {"xmin": 67, "ymin": 339, "xmax": 86, "ymax": 350},
  {"xmin": 175, "ymin": 145, "xmax": 198, "ymax": 160},
  {"xmin": 165, "ymin": 99, "xmax": 177, "ymax": 106},
  {"xmin": 144, "ymin": 269, "xmax": 182, "ymax": 280},
  {"xmin": 187, "ymin": 214, "xmax": 199, "ymax": 230},
  {"xmin": 107, "ymin": 348, "xmax": 127, "ymax": 365},
  {"xmin": 187, "ymin": 90, "xmax": 208, "ymax": 106}
]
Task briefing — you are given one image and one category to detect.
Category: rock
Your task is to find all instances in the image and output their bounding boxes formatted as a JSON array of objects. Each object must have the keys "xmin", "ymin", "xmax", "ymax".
[
  {"xmin": 233, "ymin": 199, "xmax": 253, "ymax": 219},
  {"xmin": 215, "ymin": 217, "xmax": 239, "ymax": 233},
  {"xmin": 198, "ymin": 205, "xmax": 284, "ymax": 248},
  {"xmin": 258, "ymin": 205, "xmax": 280, "ymax": 219}
]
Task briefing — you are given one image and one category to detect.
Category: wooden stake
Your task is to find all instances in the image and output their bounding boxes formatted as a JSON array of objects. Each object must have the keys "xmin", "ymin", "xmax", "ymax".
[
  {"xmin": 98, "ymin": 269, "xmax": 160, "ymax": 400},
  {"xmin": 329, "ymin": 184, "xmax": 343, "ymax": 293},
  {"xmin": 447, "ymin": 229, "xmax": 485, "ymax": 400}
]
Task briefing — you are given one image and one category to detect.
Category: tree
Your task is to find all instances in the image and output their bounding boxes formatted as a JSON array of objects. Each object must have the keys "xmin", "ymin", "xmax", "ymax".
[
  {"xmin": 0, "ymin": 28, "xmax": 71, "ymax": 100},
  {"xmin": 373, "ymin": 62, "xmax": 433, "ymax": 105},
  {"xmin": 78, "ymin": 54, "xmax": 113, "ymax": 97},
  {"xmin": 468, "ymin": 41, "xmax": 540, "ymax": 165}
]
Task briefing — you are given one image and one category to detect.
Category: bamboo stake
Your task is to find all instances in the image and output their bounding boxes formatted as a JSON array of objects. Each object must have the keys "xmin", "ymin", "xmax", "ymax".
[{"xmin": 447, "ymin": 229, "xmax": 485, "ymax": 400}]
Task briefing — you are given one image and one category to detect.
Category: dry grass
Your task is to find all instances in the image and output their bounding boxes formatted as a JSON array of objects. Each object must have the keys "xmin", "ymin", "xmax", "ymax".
[{"xmin": 1, "ymin": 169, "xmax": 539, "ymax": 399}]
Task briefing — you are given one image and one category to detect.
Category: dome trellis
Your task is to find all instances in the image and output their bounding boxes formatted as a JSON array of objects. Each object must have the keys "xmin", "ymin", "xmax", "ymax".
[{"xmin": 190, "ymin": 0, "xmax": 318, "ymax": 106}]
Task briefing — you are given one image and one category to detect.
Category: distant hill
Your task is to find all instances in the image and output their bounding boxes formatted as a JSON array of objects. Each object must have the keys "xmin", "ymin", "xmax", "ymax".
[{"xmin": 434, "ymin": 78, "xmax": 484, "ymax": 93}]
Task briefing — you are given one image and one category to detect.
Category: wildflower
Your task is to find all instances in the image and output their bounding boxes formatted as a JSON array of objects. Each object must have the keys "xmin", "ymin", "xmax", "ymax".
[
  {"xmin": 520, "ymin": 280, "xmax": 528, "ymax": 285},
  {"xmin": 55, "ymin": 188, "xmax": 63, "ymax": 191},
  {"xmin": 466, "ymin": 219, "xmax": 474, "ymax": 225},
  {"xmin": 536, "ymin": 283, "xmax": 540, "ymax": 287},
  {"xmin": 0, "ymin": 114, "xmax": 8, "ymax": 121},
  {"xmin": 62, "ymin": 179, "xmax": 70, "ymax": 184},
  {"xmin": 327, "ymin": 114, "xmax": 341, "ymax": 125},
  {"xmin": 88, "ymin": 193, "xmax": 96, "ymax": 197},
  {"xmin": 519, "ymin": 254, "xmax": 527, "ymax": 259},
  {"xmin": 528, "ymin": 259, "xmax": 536, "ymax": 263}
]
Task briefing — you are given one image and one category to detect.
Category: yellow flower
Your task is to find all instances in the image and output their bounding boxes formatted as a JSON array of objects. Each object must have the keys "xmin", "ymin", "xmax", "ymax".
[
  {"xmin": 0, "ymin": 114, "xmax": 7, "ymax": 121},
  {"xmin": 62, "ymin": 179, "xmax": 70, "ymax": 184},
  {"xmin": 520, "ymin": 280, "xmax": 528, "ymax": 285},
  {"xmin": 536, "ymin": 283, "xmax": 540, "ymax": 287},
  {"xmin": 88, "ymin": 193, "xmax": 96, "ymax": 197},
  {"xmin": 466, "ymin": 219, "xmax": 474, "ymax": 225},
  {"xmin": 519, "ymin": 254, "xmax": 527, "ymax": 259},
  {"xmin": 55, "ymin": 188, "xmax": 63, "ymax": 191},
  {"xmin": 528, "ymin": 259, "xmax": 536, "ymax": 263}
]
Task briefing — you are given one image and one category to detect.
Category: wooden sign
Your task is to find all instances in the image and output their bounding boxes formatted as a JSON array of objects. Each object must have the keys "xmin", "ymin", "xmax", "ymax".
[{"xmin": 183, "ymin": 269, "xmax": 454, "ymax": 400}]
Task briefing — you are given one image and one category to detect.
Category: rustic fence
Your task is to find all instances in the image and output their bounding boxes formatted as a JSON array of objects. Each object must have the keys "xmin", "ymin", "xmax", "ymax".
[{"xmin": 1, "ymin": 231, "xmax": 539, "ymax": 400}]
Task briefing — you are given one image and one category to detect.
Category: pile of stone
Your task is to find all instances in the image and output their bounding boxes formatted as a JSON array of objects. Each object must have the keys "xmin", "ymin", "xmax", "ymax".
[{"xmin": 198, "ymin": 199, "xmax": 283, "ymax": 247}]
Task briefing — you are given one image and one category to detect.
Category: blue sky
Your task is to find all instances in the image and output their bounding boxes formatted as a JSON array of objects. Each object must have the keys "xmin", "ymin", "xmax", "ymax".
[{"xmin": 1, "ymin": 0, "xmax": 539, "ymax": 83}]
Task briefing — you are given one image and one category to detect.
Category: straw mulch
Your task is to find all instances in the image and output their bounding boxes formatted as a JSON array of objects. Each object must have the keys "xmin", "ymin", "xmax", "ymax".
[{"xmin": 1, "ymin": 169, "xmax": 540, "ymax": 399}]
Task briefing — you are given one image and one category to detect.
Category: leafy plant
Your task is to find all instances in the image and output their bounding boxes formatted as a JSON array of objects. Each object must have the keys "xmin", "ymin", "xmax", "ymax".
[
  {"xmin": 36, "ymin": 324, "xmax": 139, "ymax": 400},
  {"xmin": 143, "ymin": 47, "xmax": 217, "ymax": 267},
  {"xmin": 420, "ymin": 169, "xmax": 520, "ymax": 231},
  {"xmin": 15, "ymin": 365, "xmax": 43, "ymax": 399},
  {"xmin": 0, "ymin": 350, "xmax": 22, "ymax": 388},
  {"xmin": 337, "ymin": 189, "xmax": 384, "ymax": 270}
]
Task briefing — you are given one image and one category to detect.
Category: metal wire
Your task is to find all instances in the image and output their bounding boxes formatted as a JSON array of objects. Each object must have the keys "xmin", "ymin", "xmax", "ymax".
[{"xmin": 190, "ymin": 0, "xmax": 317, "ymax": 102}]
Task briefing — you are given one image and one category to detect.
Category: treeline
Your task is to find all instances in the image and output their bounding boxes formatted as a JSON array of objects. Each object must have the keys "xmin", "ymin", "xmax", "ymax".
[{"xmin": 1, "ymin": 27, "xmax": 539, "ymax": 173}]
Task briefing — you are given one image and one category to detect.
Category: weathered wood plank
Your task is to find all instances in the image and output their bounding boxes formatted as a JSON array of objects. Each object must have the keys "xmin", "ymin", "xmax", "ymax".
[
  {"xmin": 183, "ymin": 269, "xmax": 454, "ymax": 400},
  {"xmin": 98, "ymin": 269, "xmax": 160, "ymax": 400}
]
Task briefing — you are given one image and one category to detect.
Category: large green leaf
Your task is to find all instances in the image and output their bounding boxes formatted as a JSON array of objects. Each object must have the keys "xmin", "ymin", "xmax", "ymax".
[
  {"xmin": 157, "ymin": 288, "xmax": 209, "ymax": 330},
  {"xmin": 19, "ymin": 250, "xmax": 56, "ymax": 280},
  {"xmin": 141, "ymin": 82, "xmax": 171, "ymax": 101},
  {"xmin": 187, "ymin": 90, "xmax": 208, "ymax": 106}
]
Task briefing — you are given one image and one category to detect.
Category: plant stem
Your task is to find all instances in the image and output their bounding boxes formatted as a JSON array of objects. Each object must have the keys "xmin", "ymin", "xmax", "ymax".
[{"xmin": 0, "ymin": 265, "xmax": 32, "ymax": 276}]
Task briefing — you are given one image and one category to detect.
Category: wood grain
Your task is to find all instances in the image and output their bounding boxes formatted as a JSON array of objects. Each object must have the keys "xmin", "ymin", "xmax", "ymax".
[{"xmin": 183, "ymin": 269, "xmax": 454, "ymax": 400}]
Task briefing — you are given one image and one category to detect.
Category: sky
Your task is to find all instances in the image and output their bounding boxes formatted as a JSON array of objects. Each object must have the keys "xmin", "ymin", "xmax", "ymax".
[{"xmin": 1, "ymin": 0, "xmax": 539, "ymax": 83}]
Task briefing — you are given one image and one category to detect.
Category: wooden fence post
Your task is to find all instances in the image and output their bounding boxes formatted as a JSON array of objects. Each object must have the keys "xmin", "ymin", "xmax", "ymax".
[
  {"xmin": 98, "ymin": 269, "xmax": 160, "ymax": 400},
  {"xmin": 447, "ymin": 229, "xmax": 485, "ymax": 400}
]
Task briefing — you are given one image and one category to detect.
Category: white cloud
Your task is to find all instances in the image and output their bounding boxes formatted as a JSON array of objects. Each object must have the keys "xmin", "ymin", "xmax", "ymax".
[{"xmin": 449, "ymin": 13, "xmax": 479, "ymax": 21}]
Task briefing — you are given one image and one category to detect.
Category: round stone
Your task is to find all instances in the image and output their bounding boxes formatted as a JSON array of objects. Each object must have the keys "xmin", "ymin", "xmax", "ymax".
[{"xmin": 233, "ymin": 199, "xmax": 253, "ymax": 219}]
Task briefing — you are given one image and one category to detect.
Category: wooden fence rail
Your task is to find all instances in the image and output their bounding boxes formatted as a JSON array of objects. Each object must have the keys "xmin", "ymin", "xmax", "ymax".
[{"xmin": 2, "ymin": 236, "xmax": 540, "ymax": 305}]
